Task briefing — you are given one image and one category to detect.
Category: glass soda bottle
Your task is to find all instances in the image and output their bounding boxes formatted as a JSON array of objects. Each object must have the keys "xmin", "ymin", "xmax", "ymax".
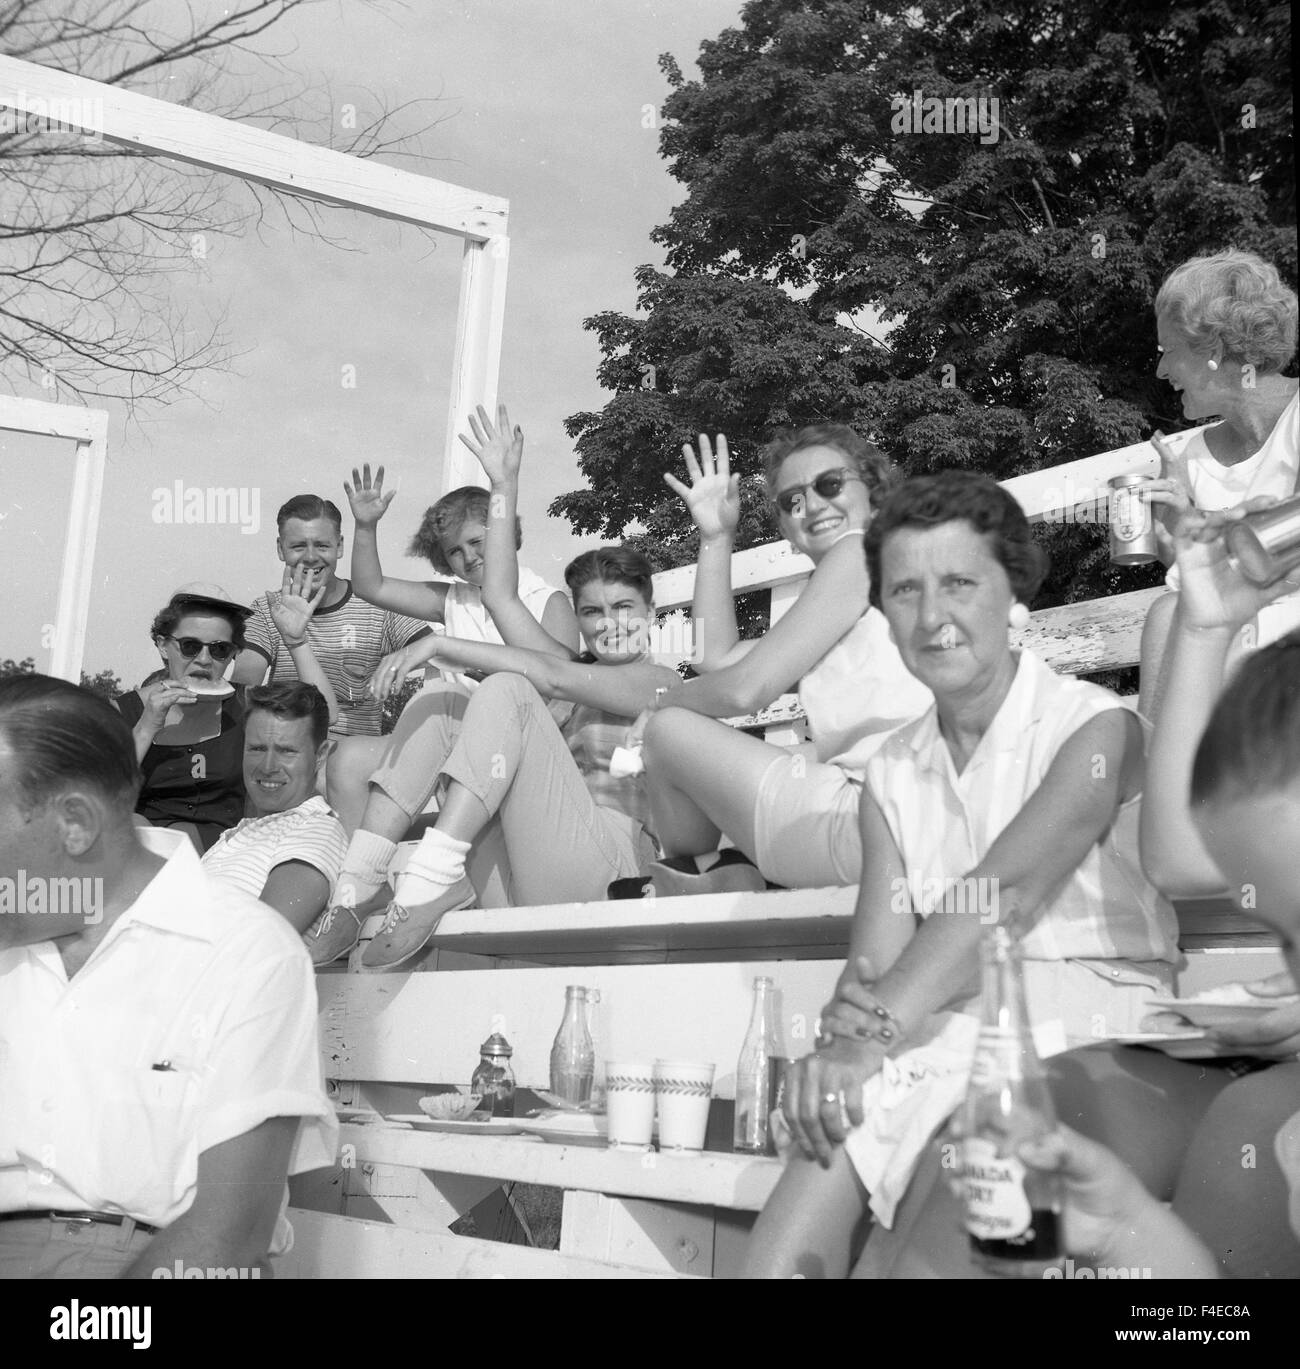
[
  {"xmin": 960, "ymin": 925, "xmax": 1065, "ymax": 1278},
  {"xmin": 549, "ymin": 985, "xmax": 594, "ymax": 1106},
  {"xmin": 734, "ymin": 976, "xmax": 778, "ymax": 1154},
  {"xmin": 470, "ymin": 1032, "xmax": 516, "ymax": 1118}
]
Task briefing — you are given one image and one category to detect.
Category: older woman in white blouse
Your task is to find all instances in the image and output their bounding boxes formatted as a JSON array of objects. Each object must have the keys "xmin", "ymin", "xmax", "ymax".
[{"xmin": 744, "ymin": 471, "xmax": 1180, "ymax": 1279}]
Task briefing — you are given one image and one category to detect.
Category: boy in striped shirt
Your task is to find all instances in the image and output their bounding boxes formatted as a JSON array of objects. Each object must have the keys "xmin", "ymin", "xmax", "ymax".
[{"xmin": 232, "ymin": 494, "xmax": 431, "ymax": 737}]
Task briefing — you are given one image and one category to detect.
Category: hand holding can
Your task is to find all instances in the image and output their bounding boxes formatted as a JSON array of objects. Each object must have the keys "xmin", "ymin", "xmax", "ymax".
[{"xmin": 1108, "ymin": 474, "xmax": 1159, "ymax": 565}]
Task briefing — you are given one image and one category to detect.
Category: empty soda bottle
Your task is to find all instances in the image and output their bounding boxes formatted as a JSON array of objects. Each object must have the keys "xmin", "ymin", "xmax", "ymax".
[
  {"xmin": 549, "ymin": 985, "xmax": 594, "ymax": 1106},
  {"xmin": 734, "ymin": 976, "xmax": 780, "ymax": 1154}
]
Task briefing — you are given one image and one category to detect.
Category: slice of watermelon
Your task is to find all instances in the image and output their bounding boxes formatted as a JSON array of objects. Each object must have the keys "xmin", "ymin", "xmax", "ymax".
[{"xmin": 184, "ymin": 677, "xmax": 235, "ymax": 698}]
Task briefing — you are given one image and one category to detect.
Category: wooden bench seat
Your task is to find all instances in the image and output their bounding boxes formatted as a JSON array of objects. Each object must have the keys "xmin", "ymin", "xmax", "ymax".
[
  {"xmin": 330, "ymin": 1123, "xmax": 779, "ymax": 1211},
  {"xmin": 419, "ymin": 888, "xmax": 1279, "ymax": 983},
  {"xmin": 279, "ymin": 1211, "xmax": 697, "ymax": 1279}
]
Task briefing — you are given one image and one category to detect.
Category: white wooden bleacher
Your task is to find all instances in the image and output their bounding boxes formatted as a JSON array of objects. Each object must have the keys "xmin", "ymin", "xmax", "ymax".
[{"xmin": 288, "ymin": 428, "xmax": 1283, "ymax": 1278}]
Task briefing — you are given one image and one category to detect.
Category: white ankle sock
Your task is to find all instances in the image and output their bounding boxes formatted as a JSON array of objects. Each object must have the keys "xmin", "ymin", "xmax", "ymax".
[
  {"xmin": 395, "ymin": 829, "xmax": 471, "ymax": 907},
  {"xmin": 336, "ymin": 830, "xmax": 398, "ymax": 907}
]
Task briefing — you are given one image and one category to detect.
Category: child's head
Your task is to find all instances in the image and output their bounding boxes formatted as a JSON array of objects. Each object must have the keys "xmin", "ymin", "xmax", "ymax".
[
  {"xmin": 408, "ymin": 485, "xmax": 523, "ymax": 585},
  {"xmin": 1191, "ymin": 632, "xmax": 1300, "ymax": 980},
  {"xmin": 564, "ymin": 547, "xmax": 656, "ymax": 665}
]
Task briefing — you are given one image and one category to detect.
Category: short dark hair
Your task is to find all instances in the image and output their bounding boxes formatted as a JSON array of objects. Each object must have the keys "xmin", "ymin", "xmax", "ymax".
[
  {"xmin": 277, "ymin": 494, "xmax": 343, "ymax": 534},
  {"xmin": 564, "ymin": 546, "xmax": 656, "ymax": 605},
  {"xmin": 150, "ymin": 601, "xmax": 248, "ymax": 652},
  {"xmin": 246, "ymin": 681, "xmax": 331, "ymax": 749},
  {"xmin": 407, "ymin": 485, "xmax": 523, "ymax": 575},
  {"xmin": 762, "ymin": 424, "xmax": 897, "ymax": 515},
  {"xmin": 0, "ymin": 674, "xmax": 142, "ymax": 813},
  {"xmin": 865, "ymin": 470, "xmax": 1049, "ymax": 610},
  {"xmin": 1192, "ymin": 632, "xmax": 1300, "ymax": 807}
]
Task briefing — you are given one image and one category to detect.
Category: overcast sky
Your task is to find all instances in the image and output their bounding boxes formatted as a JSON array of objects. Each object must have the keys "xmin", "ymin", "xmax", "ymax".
[{"xmin": 0, "ymin": 0, "xmax": 743, "ymax": 684}]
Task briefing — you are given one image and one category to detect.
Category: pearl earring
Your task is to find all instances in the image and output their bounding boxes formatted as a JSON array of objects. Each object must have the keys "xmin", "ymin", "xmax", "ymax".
[
  {"xmin": 1008, "ymin": 602, "xmax": 1030, "ymax": 630},
  {"xmin": 1207, "ymin": 359, "xmax": 1219, "ymax": 371}
]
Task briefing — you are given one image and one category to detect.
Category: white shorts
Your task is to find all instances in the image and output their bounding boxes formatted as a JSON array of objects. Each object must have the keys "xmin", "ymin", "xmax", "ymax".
[{"xmin": 751, "ymin": 754, "xmax": 862, "ymax": 887}]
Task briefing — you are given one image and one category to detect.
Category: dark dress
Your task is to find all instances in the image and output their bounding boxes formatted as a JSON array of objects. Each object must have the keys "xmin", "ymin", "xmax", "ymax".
[{"xmin": 116, "ymin": 688, "xmax": 247, "ymax": 852}]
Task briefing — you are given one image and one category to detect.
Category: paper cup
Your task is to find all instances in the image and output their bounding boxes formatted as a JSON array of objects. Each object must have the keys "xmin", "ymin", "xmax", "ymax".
[
  {"xmin": 605, "ymin": 1060, "xmax": 656, "ymax": 1151},
  {"xmin": 654, "ymin": 1059, "xmax": 715, "ymax": 1153}
]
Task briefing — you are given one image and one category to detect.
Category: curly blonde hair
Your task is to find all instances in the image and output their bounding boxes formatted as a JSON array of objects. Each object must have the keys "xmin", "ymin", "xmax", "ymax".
[{"xmin": 1156, "ymin": 249, "xmax": 1297, "ymax": 374}]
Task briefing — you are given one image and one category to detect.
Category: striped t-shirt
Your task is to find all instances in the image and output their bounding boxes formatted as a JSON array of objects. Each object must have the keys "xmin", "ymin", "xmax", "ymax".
[
  {"xmin": 243, "ymin": 582, "xmax": 430, "ymax": 736},
  {"xmin": 554, "ymin": 658, "xmax": 653, "ymax": 837},
  {"xmin": 200, "ymin": 795, "xmax": 347, "ymax": 901}
]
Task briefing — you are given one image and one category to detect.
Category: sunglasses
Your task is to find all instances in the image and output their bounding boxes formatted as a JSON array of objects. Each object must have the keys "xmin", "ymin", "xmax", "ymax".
[
  {"xmin": 772, "ymin": 468, "xmax": 866, "ymax": 516},
  {"xmin": 167, "ymin": 635, "xmax": 238, "ymax": 663}
]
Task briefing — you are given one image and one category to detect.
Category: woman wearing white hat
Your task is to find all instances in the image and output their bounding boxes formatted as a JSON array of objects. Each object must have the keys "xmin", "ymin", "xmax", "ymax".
[{"xmin": 115, "ymin": 569, "xmax": 333, "ymax": 851}]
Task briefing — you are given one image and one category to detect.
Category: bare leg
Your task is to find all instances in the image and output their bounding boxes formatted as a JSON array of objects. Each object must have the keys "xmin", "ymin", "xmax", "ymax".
[
  {"xmin": 325, "ymin": 735, "xmax": 390, "ymax": 835},
  {"xmin": 1047, "ymin": 1044, "xmax": 1231, "ymax": 1198},
  {"xmin": 1171, "ymin": 1061, "xmax": 1300, "ymax": 1278},
  {"xmin": 743, "ymin": 1144, "xmax": 871, "ymax": 1279},
  {"xmin": 432, "ymin": 782, "xmax": 491, "ymax": 844},
  {"xmin": 642, "ymin": 708, "xmax": 783, "ymax": 860}
]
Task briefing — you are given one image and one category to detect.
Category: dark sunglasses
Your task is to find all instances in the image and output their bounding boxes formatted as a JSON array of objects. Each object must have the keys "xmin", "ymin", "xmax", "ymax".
[
  {"xmin": 167, "ymin": 635, "xmax": 238, "ymax": 663},
  {"xmin": 772, "ymin": 468, "xmax": 865, "ymax": 516}
]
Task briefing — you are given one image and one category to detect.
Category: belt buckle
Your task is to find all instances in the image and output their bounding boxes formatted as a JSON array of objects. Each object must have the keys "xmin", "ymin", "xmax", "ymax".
[{"xmin": 57, "ymin": 1213, "xmax": 96, "ymax": 1236}]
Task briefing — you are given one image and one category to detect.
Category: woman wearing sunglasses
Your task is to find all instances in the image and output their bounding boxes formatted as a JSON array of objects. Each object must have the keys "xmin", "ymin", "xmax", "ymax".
[
  {"xmin": 632, "ymin": 426, "xmax": 931, "ymax": 893},
  {"xmin": 115, "ymin": 573, "xmax": 334, "ymax": 852}
]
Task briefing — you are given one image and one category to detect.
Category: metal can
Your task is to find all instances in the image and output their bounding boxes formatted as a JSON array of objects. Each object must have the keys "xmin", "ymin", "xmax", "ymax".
[
  {"xmin": 1225, "ymin": 494, "xmax": 1300, "ymax": 587},
  {"xmin": 1108, "ymin": 474, "xmax": 1159, "ymax": 565}
]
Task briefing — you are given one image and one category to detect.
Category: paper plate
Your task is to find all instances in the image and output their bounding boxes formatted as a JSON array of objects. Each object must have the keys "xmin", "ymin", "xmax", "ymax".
[{"xmin": 1146, "ymin": 996, "xmax": 1296, "ymax": 1030}]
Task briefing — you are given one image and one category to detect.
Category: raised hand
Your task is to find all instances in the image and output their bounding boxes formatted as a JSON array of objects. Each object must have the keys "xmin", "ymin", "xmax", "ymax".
[
  {"xmin": 1172, "ymin": 501, "xmax": 1300, "ymax": 633},
  {"xmin": 459, "ymin": 403, "xmax": 523, "ymax": 487},
  {"xmin": 664, "ymin": 433, "xmax": 741, "ymax": 540},
  {"xmin": 344, "ymin": 463, "xmax": 397, "ymax": 528},
  {"xmin": 271, "ymin": 565, "xmax": 328, "ymax": 647},
  {"xmin": 1138, "ymin": 432, "xmax": 1193, "ymax": 551}
]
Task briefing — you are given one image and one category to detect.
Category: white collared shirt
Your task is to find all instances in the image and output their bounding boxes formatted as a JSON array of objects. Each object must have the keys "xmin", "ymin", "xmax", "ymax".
[
  {"xmin": 864, "ymin": 648, "xmax": 1180, "ymax": 967},
  {"xmin": 0, "ymin": 828, "xmax": 337, "ymax": 1250}
]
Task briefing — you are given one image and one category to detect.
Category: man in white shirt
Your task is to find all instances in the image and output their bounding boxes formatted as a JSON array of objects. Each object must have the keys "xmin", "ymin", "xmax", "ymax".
[{"xmin": 0, "ymin": 674, "xmax": 336, "ymax": 1279}]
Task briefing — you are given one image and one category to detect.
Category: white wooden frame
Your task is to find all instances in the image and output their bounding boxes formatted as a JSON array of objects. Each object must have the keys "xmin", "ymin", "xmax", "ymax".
[
  {"xmin": 0, "ymin": 395, "xmax": 108, "ymax": 682},
  {"xmin": 0, "ymin": 54, "xmax": 507, "ymax": 496}
]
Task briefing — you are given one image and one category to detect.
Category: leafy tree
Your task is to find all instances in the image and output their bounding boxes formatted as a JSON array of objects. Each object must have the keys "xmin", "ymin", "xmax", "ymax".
[
  {"xmin": 0, "ymin": 654, "xmax": 123, "ymax": 696},
  {"xmin": 552, "ymin": 0, "xmax": 1295, "ymax": 618},
  {"xmin": 1, "ymin": 0, "xmax": 444, "ymax": 405}
]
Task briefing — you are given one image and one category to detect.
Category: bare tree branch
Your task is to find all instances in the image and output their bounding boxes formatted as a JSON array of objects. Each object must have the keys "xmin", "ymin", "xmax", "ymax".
[{"xmin": 0, "ymin": 0, "xmax": 453, "ymax": 407}]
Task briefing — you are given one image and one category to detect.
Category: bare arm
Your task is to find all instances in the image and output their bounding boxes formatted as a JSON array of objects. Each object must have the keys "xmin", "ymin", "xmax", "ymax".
[
  {"xmin": 122, "ymin": 1116, "xmax": 298, "ymax": 1278},
  {"xmin": 463, "ymin": 404, "xmax": 581, "ymax": 659},
  {"xmin": 268, "ymin": 567, "xmax": 339, "ymax": 725},
  {"xmin": 786, "ymin": 710, "xmax": 1141, "ymax": 1163},
  {"xmin": 351, "ymin": 522, "xmax": 451, "ymax": 620},
  {"xmin": 121, "ymin": 682, "xmax": 194, "ymax": 762},
  {"xmin": 869, "ymin": 710, "xmax": 1140, "ymax": 1033},
  {"xmin": 345, "ymin": 464, "xmax": 452, "ymax": 621},
  {"xmin": 651, "ymin": 531, "xmax": 869, "ymax": 718},
  {"xmin": 256, "ymin": 861, "xmax": 331, "ymax": 934},
  {"xmin": 1139, "ymin": 506, "xmax": 1300, "ymax": 898},
  {"xmin": 663, "ymin": 435, "xmax": 745, "ymax": 672},
  {"xmin": 842, "ymin": 792, "xmax": 917, "ymax": 984},
  {"xmin": 374, "ymin": 634, "xmax": 679, "ymax": 717}
]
